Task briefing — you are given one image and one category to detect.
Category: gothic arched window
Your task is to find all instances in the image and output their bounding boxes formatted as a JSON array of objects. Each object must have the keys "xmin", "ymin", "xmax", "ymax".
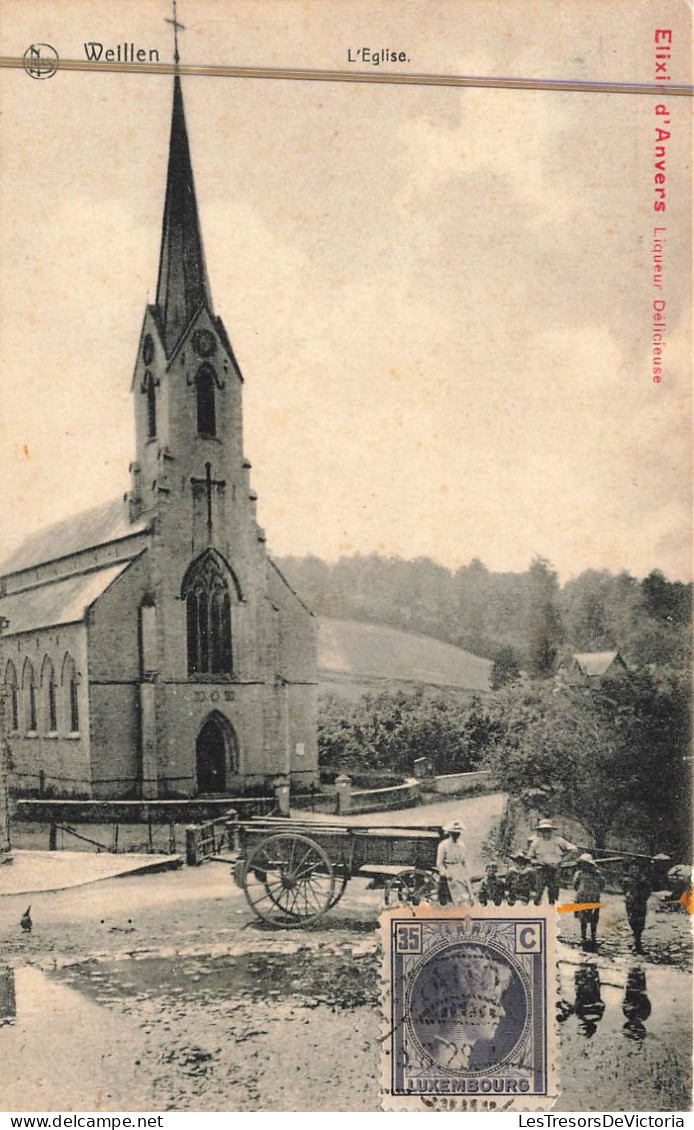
[
  {"xmin": 196, "ymin": 365, "xmax": 216, "ymax": 437},
  {"xmin": 5, "ymin": 661, "xmax": 18, "ymax": 732},
  {"xmin": 61, "ymin": 653, "xmax": 80, "ymax": 734},
  {"xmin": 182, "ymin": 554, "xmax": 233, "ymax": 676},
  {"xmin": 145, "ymin": 372, "xmax": 157, "ymax": 439},
  {"xmin": 23, "ymin": 659, "xmax": 37, "ymax": 732},
  {"xmin": 41, "ymin": 657, "xmax": 57, "ymax": 733}
]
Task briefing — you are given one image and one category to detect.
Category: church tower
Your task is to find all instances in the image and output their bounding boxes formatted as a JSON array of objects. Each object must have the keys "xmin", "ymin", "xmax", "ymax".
[
  {"xmin": 123, "ymin": 72, "xmax": 318, "ymax": 798},
  {"xmin": 130, "ymin": 74, "xmax": 247, "ymax": 548}
]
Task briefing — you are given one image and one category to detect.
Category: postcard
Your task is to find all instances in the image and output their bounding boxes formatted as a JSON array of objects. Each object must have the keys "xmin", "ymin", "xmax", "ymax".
[{"xmin": 0, "ymin": 0, "xmax": 691, "ymax": 1117}]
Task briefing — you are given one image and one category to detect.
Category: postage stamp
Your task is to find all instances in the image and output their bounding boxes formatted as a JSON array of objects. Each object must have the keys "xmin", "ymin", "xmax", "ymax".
[{"xmin": 381, "ymin": 905, "xmax": 557, "ymax": 1112}]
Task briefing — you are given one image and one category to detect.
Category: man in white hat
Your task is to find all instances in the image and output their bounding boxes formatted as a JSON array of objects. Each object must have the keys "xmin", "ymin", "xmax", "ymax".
[
  {"xmin": 436, "ymin": 821, "xmax": 474, "ymax": 906},
  {"xmin": 527, "ymin": 818, "xmax": 576, "ymax": 905}
]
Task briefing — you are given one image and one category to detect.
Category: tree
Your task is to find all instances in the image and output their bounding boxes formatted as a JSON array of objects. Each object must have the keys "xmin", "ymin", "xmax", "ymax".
[
  {"xmin": 490, "ymin": 646, "xmax": 521, "ymax": 689},
  {"xmin": 484, "ymin": 674, "xmax": 691, "ymax": 854},
  {"xmin": 525, "ymin": 557, "xmax": 563, "ymax": 678},
  {"xmin": 277, "ymin": 553, "xmax": 691, "ymax": 677},
  {"xmin": 560, "ymin": 569, "xmax": 614, "ymax": 650},
  {"xmin": 318, "ymin": 688, "xmax": 498, "ymax": 778}
]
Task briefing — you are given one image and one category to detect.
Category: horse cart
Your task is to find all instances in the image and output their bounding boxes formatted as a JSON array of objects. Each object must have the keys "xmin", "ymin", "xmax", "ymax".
[{"xmin": 231, "ymin": 816, "xmax": 443, "ymax": 927}]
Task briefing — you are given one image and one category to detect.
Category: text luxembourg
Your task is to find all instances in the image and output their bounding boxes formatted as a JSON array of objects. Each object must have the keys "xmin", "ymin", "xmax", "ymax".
[{"xmin": 407, "ymin": 1078, "xmax": 531, "ymax": 1094}]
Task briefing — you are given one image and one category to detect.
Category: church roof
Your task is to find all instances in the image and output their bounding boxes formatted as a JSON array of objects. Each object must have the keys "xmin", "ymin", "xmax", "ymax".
[
  {"xmin": 155, "ymin": 75, "xmax": 211, "ymax": 354},
  {"xmin": 0, "ymin": 559, "xmax": 135, "ymax": 636},
  {"xmin": 0, "ymin": 497, "xmax": 149, "ymax": 577}
]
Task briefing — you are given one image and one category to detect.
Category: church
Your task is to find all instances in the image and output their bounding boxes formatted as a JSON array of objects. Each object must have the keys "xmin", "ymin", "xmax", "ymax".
[{"xmin": 0, "ymin": 73, "xmax": 318, "ymax": 799}]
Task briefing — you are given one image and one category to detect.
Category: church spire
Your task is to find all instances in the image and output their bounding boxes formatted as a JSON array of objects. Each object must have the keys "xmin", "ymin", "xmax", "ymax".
[{"xmin": 155, "ymin": 73, "xmax": 211, "ymax": 353}]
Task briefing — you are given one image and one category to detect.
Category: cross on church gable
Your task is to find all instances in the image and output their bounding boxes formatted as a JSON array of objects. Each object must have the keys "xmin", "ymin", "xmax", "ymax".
[{"xmin": 191, "ymin": 462, "xmax": 226, "ymax": 538}]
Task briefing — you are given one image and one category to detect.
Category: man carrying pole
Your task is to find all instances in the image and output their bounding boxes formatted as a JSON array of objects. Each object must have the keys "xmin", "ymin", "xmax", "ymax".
[{"xmin": 527, "ymin": 818, "xmax": 576, "ymax": 905}]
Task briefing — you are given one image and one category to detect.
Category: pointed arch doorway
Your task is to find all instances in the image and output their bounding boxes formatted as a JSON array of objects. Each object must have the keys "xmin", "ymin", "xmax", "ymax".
[{"xmin": 195, "ymin": 712, "xmax": 237, "ymax": 795}]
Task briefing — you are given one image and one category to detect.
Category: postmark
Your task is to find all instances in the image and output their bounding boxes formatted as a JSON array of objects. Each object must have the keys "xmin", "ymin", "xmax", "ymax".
[{"xmin": 382, "ymin": 905, "xmax": 557, "ymax": 1112}]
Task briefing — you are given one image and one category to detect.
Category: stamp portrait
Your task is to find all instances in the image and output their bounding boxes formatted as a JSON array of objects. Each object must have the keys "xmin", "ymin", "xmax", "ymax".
[{"xmin": 382, "ymin": 905, "xmax": 556, "ymax": 1111}]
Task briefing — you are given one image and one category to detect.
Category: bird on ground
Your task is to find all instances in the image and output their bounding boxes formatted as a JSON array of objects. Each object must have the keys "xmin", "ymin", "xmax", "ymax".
[{"xmin": 20, "ymin": 906, "xmax": 32, "ymax": 933}]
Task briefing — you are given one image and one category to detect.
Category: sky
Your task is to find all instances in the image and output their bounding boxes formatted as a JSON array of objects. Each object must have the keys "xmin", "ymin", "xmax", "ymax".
[{"xmin": 0, "ymin": 0, "xmax": 691, "ymax": 582}]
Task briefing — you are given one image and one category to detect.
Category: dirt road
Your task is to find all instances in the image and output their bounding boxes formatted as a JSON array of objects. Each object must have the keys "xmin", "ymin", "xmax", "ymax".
[{"xmin": 0, "ymin": 793, "xmax": 690, "ymax": 1113}]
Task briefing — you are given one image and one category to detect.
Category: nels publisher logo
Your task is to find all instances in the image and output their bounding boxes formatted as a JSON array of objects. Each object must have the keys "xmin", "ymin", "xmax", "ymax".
[{"xmin": 23, "ymin": 43, "xmax": 59, "ymax": 80}]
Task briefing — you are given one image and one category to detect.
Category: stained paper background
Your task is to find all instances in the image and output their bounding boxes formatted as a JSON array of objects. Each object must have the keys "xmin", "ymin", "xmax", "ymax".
[
  {"xmin": 0, "ymin": 0, "xmax": 690, "ymax": 582},
  {"xmin": 0, "ymin": 0, "xmax": 691, "ymax": 1117}
]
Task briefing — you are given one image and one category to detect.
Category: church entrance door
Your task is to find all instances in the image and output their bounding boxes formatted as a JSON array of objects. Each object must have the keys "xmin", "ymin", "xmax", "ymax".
[{"xmin": 196, "ymin": 713, "xmax": 234, "ymax": 794}]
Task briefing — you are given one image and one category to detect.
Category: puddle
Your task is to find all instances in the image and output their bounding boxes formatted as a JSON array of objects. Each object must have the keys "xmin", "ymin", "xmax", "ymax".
[
  {"xmin": 0, "ymin": 966, "xmax": 156, "ymax": 1112},
  {"xmin": 56, "ymin": 948, "xmax": 380, "ymax": 1011},
  {"xmin": 555, "ymin": 947, "xmax": 692, "ymax": 1111},
  {"xmin": 1, "ymin": 949, "xmax": 381, "ymax": 1110},
  {"xmin": 1, "ymin": 945, "xmax": 690, "ymax": 1112}
]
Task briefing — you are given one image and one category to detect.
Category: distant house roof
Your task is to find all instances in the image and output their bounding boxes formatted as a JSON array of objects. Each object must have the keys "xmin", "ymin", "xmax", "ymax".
[
  {"xmin": 0, "ymin": 497, "xmax": 149, "ymax": 577},
  {"xmin": 571, "ymin": 650, "xmax": 625, "ymax": 677},
  {"xmin": 0, "ymin": 560, "xmax": 136, "ymax": 636}
]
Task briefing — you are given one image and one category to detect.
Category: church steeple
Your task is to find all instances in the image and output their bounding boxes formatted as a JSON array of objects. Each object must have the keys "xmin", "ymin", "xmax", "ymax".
[
  {"xmin": 155, "ymin": 75, "xmax": 211, "ymax": 354},
  {"xmin": 131, "ymin": 35, "xmax": 246, "ymax": 527}
]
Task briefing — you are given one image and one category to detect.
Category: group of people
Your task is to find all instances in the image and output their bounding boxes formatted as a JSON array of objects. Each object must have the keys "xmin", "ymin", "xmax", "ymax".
[{"xmin": 435, "ymin": 817, "xmax": 654, "ymax": 954}]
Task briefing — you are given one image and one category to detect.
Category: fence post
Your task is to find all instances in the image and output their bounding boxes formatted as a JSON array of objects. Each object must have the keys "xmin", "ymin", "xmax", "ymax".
[
  {"xmin": 185, "ymin": 824, "xmax": 201, "ymax": 866},
  {"xmin": 49, "ymin": 823, "xmax": 58, "ymax": 851},
  {"xmin": 272, "ymin": 776, "xmax": 291, "ymax": 817},
  {"xmin": 225, "ymin": 810, "xmax": 239, "ymax": 855},
  {"xmin": 335, "ymin": 774, "xmax": 352, "ymax": 815},
  {"xmin": 0, "ymin": 965, "xmax": 16, "ymax": 1026},
  {"xmin": 169, "ymin": 820, "xmax": 176, "ymax": 855}
]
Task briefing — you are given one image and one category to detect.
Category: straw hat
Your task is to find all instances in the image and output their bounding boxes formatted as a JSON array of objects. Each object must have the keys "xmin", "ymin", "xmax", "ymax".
[
  {"xmin": 536, "ymin": 819, "xmax": 555, "ymax": 830},
  {"xmin": 578, "ymin": 852, "xmax": 598, "ymax": 867},
  {"xmin": 444, "ymin": 821, "xmax": 464, "ymax": 834}
]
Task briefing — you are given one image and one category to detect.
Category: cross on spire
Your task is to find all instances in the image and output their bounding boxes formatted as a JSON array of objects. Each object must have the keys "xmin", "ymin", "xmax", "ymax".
[
  {"xmin": 165, "ymin": 0, "xmax": 185, "ymax": 67},
  {"xmin": 155, "ymin": 17, "xmax": 211, "ymax": 354}
]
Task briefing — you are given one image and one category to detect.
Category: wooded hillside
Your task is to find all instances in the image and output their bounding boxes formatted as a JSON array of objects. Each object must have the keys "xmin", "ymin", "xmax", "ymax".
[{"xmin": 276, "ymin": 554, "xmax": 691, "ymax": 676}]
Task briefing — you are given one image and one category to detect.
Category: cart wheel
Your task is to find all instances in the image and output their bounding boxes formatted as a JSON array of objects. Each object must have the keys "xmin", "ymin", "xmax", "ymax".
[
  {"xmin": 328, "ymin": 869, "xmax": 349, "ymax": 909},
  {"xmin": 232, "ymin": 858, "xmax": 247, "ymax": 890},
  {"xmin": 385, "ymin": 869, "xmax": 438, "ymax": 907},
  {"xmin": 242, "ymin": 833, "xmax": 336, "ymax": 927}
]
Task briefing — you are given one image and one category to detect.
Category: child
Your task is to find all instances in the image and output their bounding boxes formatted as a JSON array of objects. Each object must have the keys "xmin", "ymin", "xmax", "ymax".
[
  {"xmin": 622, "ymin": 861, "xmax": 652, "ymax": 954},
  {"xmin": 506, "ymin": 851, "xmax": 535, "ymax": 905},
  {"xmin": 573, "ymin": 853, "xmax": 604, "ymax": 951},
  {"xmin": 477, "ymin": 861, "xmax": 506, "ymax": 906}
]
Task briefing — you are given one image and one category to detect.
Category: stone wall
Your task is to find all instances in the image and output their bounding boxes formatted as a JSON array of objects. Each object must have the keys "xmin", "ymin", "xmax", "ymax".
[{"xmin": 431, "ymin": 770, "xmax": 492, "ymax": 795}]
